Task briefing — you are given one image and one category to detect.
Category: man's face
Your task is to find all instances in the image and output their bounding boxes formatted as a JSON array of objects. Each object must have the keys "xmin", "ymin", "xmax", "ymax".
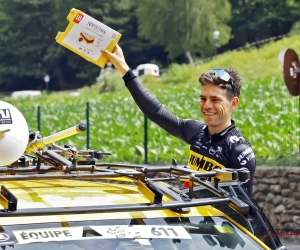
[{"xmin": 199, "ymin": 84, "xmax": 238, "ymax": 132}]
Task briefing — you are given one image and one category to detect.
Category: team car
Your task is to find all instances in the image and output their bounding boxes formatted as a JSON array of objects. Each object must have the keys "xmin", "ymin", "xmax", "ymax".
[{"xmin": 0, "ymin": 101, "xmax": 286, "ymax": 249}]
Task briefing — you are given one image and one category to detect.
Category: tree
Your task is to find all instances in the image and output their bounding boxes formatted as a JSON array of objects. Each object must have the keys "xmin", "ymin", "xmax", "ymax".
[
  {"xmin": 0, "ymin": 0, "xmax": 55, "ymax": 89},
  {"xmin": 0, "ymin": 0, "xmax": 171, "ymax": 91},
  {"xmin": 228, "ymin": 0, "xmax": 300, "ymax": 49},
  {"xmin": 99, "ymin": 0, "xmax": 168, "ymax": 69},
  {"xmin": 135, "ymin": 0, "xmax": 232, "ymax": 64}
]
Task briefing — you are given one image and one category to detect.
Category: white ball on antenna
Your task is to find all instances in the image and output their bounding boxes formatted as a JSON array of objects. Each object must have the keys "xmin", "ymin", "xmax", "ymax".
[{"xmin": 0, "ymin": 101, "xmax": 29, "ymax": 166}]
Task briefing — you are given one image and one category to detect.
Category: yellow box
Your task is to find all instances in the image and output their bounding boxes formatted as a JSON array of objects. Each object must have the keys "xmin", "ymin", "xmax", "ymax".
[{"xmin": 56, "ymin": 8, "xmax": 122, "ymax": 68}]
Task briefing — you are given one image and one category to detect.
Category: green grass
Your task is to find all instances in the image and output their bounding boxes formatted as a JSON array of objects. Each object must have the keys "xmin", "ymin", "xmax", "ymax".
[{"xmin": 5, "ymin": 34, "xmax": 300, "ymax": 166}]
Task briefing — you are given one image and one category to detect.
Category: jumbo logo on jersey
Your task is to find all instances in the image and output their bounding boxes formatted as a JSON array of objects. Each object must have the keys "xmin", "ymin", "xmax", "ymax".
[{"xmin": 188, "ymin": 150, "xmax": 225, "ymax": 172}]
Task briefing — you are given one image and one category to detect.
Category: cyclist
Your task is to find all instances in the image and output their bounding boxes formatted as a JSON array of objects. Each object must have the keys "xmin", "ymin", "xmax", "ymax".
[{"xmin": 102, "ymin": 45, "xmax": 256, "ymax": 194}]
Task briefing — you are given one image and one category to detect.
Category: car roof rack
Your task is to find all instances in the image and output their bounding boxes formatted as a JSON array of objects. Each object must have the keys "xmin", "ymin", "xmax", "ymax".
[
  {"xmin": 0, "ymin": 124, "xmax": 251, "ymax": 218},
  {"xmin": 0, "ymin": 163, "xmax": 250, "ymax": 216}
]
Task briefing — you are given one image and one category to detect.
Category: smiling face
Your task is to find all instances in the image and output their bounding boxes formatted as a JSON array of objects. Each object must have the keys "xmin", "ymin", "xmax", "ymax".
[{"xmin": 200, "ymin": 84, "xmax": 239, "ymax": 135}]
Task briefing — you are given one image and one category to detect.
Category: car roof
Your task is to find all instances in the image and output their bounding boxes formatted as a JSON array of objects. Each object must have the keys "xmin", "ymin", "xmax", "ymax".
[{"xmin": 0, "ymin": 179, "xmax": 224, "ymax": 226}]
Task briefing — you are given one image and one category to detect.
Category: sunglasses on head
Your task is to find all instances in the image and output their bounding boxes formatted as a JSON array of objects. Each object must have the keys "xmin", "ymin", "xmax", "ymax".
[{"xmin": 208, "ymin": 68, "xmax": 236, "ymax": 96}]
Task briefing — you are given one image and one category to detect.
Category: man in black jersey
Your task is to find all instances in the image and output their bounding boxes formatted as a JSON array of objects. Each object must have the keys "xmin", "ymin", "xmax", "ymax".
[{"xmin": 102, "ymin": 45, "xmax": 256, "ymax": 195}]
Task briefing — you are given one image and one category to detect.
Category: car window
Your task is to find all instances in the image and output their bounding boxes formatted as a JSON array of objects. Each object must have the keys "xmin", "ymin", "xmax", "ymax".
[
  {"xmin": 186, "ymin": 184, "xmax": 281, "ymax": 250},
  {"xmin": 2, "ymin": 216, "xmax": 265, "ymax": 249}
]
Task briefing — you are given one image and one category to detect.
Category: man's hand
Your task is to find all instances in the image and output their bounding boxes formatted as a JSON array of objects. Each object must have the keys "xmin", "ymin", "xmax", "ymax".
[{"xmin": 101, "ymin": 44, "xmax": 130, "ymax": 77}]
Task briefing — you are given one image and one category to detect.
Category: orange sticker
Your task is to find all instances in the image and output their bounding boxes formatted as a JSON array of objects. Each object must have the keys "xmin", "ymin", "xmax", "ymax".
[{"xmin": 73, "ymin": 13, "xmax": 84, "ymax": 24}]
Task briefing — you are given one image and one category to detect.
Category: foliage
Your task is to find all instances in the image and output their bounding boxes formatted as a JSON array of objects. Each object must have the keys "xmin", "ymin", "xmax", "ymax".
[
  {"xmin": 0, "ymin": 0, "xmax": 300, "ymax": 90},
  {"xmin": 0, "ymin": 0, "xmax": 166, "ymax": 90},
  {"xmin": 228, "ymin": 0, "xmax": 299, "ymax": 48},
  {"xmin": 12, "ymin": 77, "xmax": 299, "ymax": 166},
  {"xmin": 0, "ymin": 0, "xmax": 54, "ymax": 86},
  {"xmin": 7, "ymin": 34, "xmax": 300, "ymax": 166},
  {"xmin": 159, "ymin": 63, "xmax": 199, "ymax": 85},
  {"xmin": 195, "ymin": 34, "xmax": 300, "ymax": 80},
  {"xmin": 290, "ymin": 21, "xmax": 300, "ymax": 34},
  {"xmin": 80, "ymin": 67, "xmax": 125, "ymax": 96},
  {"xmin": 135, "ymin": 0, "xmax": 231, "ymax": 63}
]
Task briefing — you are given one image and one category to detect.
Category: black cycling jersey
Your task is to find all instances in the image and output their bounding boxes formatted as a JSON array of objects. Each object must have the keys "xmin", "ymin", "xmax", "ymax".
[{"xmin": 123, "ymin": 70, "xmax": 256, "ymax": 194}]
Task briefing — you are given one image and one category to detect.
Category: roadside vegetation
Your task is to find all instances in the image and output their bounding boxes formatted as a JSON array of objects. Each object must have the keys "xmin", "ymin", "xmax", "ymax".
[{"xmin": 6, "ymin": 34, "xmax": 300, "ymax": 166}]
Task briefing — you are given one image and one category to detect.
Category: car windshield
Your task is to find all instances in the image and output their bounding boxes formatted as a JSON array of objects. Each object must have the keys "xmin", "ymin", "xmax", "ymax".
[{"xmin": 1, "ymin": 216, "xmax": 265, "ymax": 250}]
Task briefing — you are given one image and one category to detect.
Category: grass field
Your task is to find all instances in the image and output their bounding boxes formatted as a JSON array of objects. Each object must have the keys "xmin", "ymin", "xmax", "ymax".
[{"xmin": 5, "ymin": 34, "xmax": 300, "ymax": 166}]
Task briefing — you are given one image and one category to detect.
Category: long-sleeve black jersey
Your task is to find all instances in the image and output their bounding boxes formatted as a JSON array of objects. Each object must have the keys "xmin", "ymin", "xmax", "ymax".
[{"xmin": 123, "ymin": 70, "xmax": 256, "ymax": 194}]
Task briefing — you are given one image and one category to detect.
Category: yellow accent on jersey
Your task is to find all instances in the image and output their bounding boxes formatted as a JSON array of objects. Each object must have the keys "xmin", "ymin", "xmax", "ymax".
[{"xmin": 188, "ymin": 150, "xmax": 225, "ymax": 172}]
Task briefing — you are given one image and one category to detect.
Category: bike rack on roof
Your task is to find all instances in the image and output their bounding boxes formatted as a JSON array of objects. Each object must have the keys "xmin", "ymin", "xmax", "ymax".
[
  {"xmin": 0, "ymin": 125, "xmax": 251, "ymax": 219},
  {"xmin": 0, "ymin": 163, "xmax": 250, "ymax": 216}
]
